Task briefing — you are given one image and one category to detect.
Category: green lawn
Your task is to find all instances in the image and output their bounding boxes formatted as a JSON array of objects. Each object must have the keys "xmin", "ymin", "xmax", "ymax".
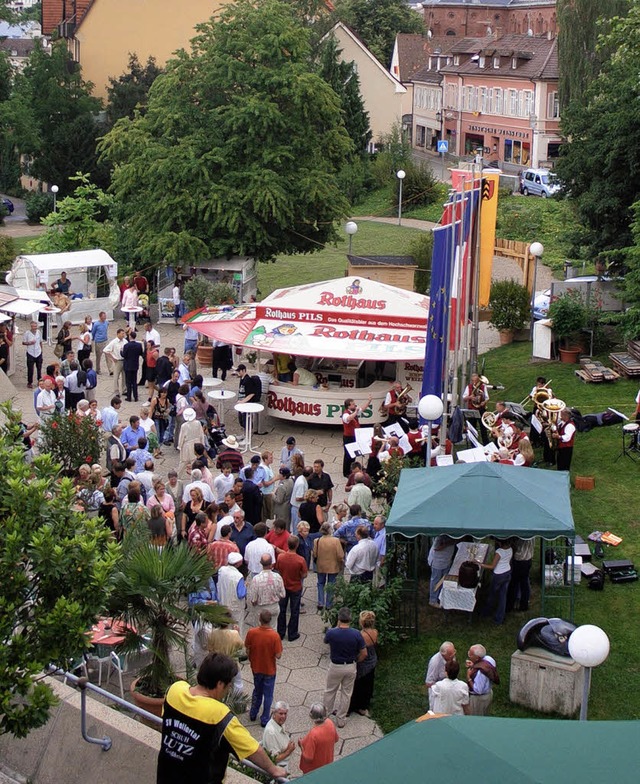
[
  {"xmin": 257, "ymin": 220, "xmax": 422, "ymax": 297},
  {"xmin": 373, "ymin": 342, "xmax": 640, "ymax": 732}
]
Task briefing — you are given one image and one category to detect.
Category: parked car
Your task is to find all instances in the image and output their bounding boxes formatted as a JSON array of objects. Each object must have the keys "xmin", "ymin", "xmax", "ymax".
[
  {"xmin": 533, "ymin": 275, "xmax": 622, "ymax": 320},
  {"xmin": 519, "ymin": 168, "xmax": 560, "ymax": 198},
  {"xmin": 1, "ymin": 197, "xmax": 14, "ymax": 214}
]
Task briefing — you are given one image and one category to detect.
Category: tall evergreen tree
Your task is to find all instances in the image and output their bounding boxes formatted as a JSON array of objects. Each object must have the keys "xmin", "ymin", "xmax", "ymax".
[
  {"xmin": 317, "ymin": 36, "xmax": 371, "ymax": 157},
  {"xmin": 106, "ymin": 54, "xmax": 163, "ymax": 126},
  {"xmin": 557, "ymin": 0, "xmax": 629, "ymax": 110}
]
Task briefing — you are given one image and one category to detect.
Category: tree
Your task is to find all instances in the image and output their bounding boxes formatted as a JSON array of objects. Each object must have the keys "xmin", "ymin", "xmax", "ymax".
[
  {"xmin": 0, "ymin": 403, "xmax": 119, "ymax": 738},
  {"xmin": 322, "ymin": 0, "xmax": 423, "ymax": 66},
  {"xmin": 316, "ymin": 36, "xmax": 371, "ymax": 157},
  {"xmin": 106, "ymin": 53, "xmax": 163, "ymax": 126},
  {"xmin": 99, "ymin": 0, "xmax": 353, "ymax": 266},
  {"xmin": 15, "ymin": 41, "xmax": 107, "ymax": 192},
  {"xmin": 556, "ymin": 1, "xmax": 640, "ymax": 256},
  {"xmin": 557, "ymin": 0, "xmax": 629, "ymax": 110},
  {"xmin": 25, "ymin": 173, "xmax": 117, "ymax": 255}
]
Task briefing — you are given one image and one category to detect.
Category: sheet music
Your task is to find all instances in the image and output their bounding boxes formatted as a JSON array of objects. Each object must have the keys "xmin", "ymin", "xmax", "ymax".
[
  {"xmin": 467, "ymin": 430, "xmax": 481, "ymax": 448},
  {"xmin": 456, "ymin": 446, "xmax": 489, "ymax": 463},
  {"xmin": 608, "ymin": 407, "xmax": 629, "ymax": 421},
  {"xmin": 436, "ymin": 455, "xmax": 454, "ymax": 466},
  {"xmin": 354, "ymin": 427, "xmax": 374, "ymax": 455},
  {"xmin": 382, "ymin": 424, "xmax": 411, "ymax": 454},
  {"xmin": 531, "ymin": 414, "xmax": 543, "ymax": 434},
  {"xmin": 345, "ymin": 441, "xmax": 365, "ymax": 459},
  {"xmin": 466, "ymin": 421, "xmax": 478, "ymax": 438}
]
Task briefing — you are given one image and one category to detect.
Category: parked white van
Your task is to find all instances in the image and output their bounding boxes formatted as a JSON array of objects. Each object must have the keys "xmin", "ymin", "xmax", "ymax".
[{"xmin": 519, "ymin": 168, "xmax": 561, "ymax": 198}]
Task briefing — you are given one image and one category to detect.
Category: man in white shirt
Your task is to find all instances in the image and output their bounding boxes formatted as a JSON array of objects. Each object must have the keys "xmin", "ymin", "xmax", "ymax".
[
  {"xmin": 22, "ymin": 321, "xmax": 43, "ymax": 388},
  {"xmin": 143, "ymin": 321, "xmax": 161, "ymax": 350},
  {"xmin": 261, "ymin": 702, "xmax": 295, "ymax": 770},
  {"xmin": 290, "ymin": 466, "xmax": 310, "ymax": 532},
  {"xmin": 244, "ymin": 523, "xmax": 276, "ymax": 577},
  {"xmin": 36, "ymin": 378, "xmax": 57, "ymax": 419},
  {"xmin": 425, "ymin": 641, "xmax": 457, "ymax": 710},
  {"xmin": 177, "ymin": 356, "xmax": 191, "ymax": 384},
  {"xmin": 430, "ymin": 660, "xmax": 469, "ymax": 716},
  {"xmin": 101, "ymin": 396, "xmax": 122, "ymax": 433},
  {"xmin": 345, "ymin": 527, "xmax": 379, "ymax": 582},
  {"xmin": 104, "ymin": 328, "xmax": 127, "ymax": 395},
  {"xmin": 183, "ymin": 323, "xmax": 198, "ymax": 353},
  {"xmin": 137, "ymin": 459, "xmax": 157, "ymax": 494},
  {"xmin": 214, "ymin": 463, "xmax": 236, "ymax": 503},
  {"xmin": 172, "ymin": 283, "xmax": 181, "ymax": 325},
  {"xmin": 182, "ymin": 468, "xmax": 215, "ymax": 504}
]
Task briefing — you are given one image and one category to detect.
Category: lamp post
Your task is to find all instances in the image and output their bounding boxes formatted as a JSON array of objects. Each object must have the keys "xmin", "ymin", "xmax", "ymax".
[
  {"xmin": 418, "ymin": 394, "xmax": 444, "ymax": 468},
  {"xmin": 568, "ymin": 624, "xmax": 610, "ymax": 721},
  {"xmin": 529, "ymin": 241, "xmax": 544, "ymax": 340},
  {"xmin": 51, "ymin": 184, "xmax": 59, "ymax": 213},
  {"xmin": 396, "ymin": 169, "xmax": 406, "ymax": 226},
  {"xmin": 345, "ymin": 221, "xmax": 358, "ymax": 256}
]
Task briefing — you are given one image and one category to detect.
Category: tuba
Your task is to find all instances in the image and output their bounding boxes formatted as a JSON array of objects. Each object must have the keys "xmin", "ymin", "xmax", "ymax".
[
  {"xmin": 395, "ymin": 383, "xmax": 413, "ymax": 415},
  {"xmin": 532, "ymin": 388, "xmax": 552, "ymax": 408},
  {"xmin": 540, "ymin": 397, "xmax": 566, "ymax": 449}
]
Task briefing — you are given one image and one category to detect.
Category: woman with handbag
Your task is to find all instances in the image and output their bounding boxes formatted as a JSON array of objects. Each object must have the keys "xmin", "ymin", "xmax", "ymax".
[{"xmin": 55, "ymin": 321, "xmax": 72, "ymax": 359}]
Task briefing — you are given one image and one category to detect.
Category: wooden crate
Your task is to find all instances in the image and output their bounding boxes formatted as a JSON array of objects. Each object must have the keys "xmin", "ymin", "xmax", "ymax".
[{"xmin": 610, "ymin": 352, "xmax": 640, "ymax": 377}]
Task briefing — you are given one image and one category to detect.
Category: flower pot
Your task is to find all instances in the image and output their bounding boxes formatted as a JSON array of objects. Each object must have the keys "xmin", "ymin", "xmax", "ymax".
[
  {"xmin": 196, "ymin": 343, "xmax": 213, "ymax": 368},
  {"xmin": 559, "ymin": 347, "xmax": 581, "ymax": 364},
  {"xmin": 130, "ymin": 678, "xmax": 164, "ymax": 718},
  {"xmin": 499, "ymin": 329, "xmax": 514, "ymax": 345}
]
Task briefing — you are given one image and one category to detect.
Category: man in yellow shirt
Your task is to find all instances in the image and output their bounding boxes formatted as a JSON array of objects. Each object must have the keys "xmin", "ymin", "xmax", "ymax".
[{"xmin": 157, "ymin": 653, "xmax": 285, "ymax": 784}]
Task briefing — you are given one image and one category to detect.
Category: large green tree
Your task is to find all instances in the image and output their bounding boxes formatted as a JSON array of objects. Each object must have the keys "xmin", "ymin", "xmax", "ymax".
[
  {"xmin": 106, "ymin": 53, "xmax": 163, "ymax": 126},
  {"xmin": 15, "ymin": 41, "xmax": 106, "ymax": 192},
  {"xmin": 557, "ymin": 0, "xmax": 629, "ymax": 109},
  {"xmin": 99, "ymin": 0, "xmax": 353, "ymax": 266},
  {"xmin": 0, "ymin": 404, "xmax": 119, "ymax": 737},
  {"xmin": 556, "ymin": 1, "xmax": 640, "ymax": 256},
  {"xmin": 322, "ymin": 0, "xmax": 423, "ymax": 66}
]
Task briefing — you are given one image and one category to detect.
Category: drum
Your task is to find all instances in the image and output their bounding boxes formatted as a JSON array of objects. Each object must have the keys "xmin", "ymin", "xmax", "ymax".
[{"xmin": 623, "ymin": 423, "xmax": 639, "ymax": 433}]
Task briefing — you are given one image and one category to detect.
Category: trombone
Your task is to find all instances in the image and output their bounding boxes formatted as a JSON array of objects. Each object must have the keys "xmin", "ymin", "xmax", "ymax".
[{"xmin": 520, "ymin": 379, "xmax": 553, "ymax": 408}]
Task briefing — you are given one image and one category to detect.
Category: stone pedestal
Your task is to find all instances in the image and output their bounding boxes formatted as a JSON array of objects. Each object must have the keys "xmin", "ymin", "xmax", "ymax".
[{"xmin": 509, "ymin": 647, "xmax": 584, "ymax": 716}]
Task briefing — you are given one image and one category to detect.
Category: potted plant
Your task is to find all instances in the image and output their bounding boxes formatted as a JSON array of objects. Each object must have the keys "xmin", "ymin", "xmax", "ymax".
[
  {"xmin": 488, "ymin": 279, "xmax": 531, "ymax": 344},
  {"xmin": 547, "ymin": 290, "xmax": 589, "ymax": 363},
  {"xmin": 182, "ymin": 279, "xmax": 236, "ymax": 367},
  {"xmin": 107, "ymin": 540, "xmax": 231, "ymax": 715}
]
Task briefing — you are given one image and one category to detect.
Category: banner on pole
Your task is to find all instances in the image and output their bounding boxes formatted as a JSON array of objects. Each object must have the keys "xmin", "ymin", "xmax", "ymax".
[{"xmin": 479, "ymin": 172, "xmax": 499, "ymax": 307}]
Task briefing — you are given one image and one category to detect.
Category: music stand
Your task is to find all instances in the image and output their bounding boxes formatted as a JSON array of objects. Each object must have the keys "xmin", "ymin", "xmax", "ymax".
[{"xmin": 615, "ymin": 422, "xmax": 639, "ymax": 462}]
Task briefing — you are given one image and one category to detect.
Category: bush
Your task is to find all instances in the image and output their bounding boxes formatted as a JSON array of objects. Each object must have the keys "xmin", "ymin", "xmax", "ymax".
[
  {"xmin": 337, "ymin": 158, "xmax": 374, "ymax": 206},
  {"xmin": 392, "ymin": 162, "xmax": 439, "ymax": 211},
  {"xmin": 38, "ymin": 411, "xmax": 102, "ymax": 475},
  {"xmin": 489, "ymin": 279, "xmax": 531, "ymax": 332},
  {"xmin": 183, "ymin": 278, "xmax": 236, "ymax": 311},
  {"xmin": 407, "ymin": 231, "xmax": 434, "ymax": 295},
  {"xmin": 0, "ymin": 202, "xmax": 8, "ymax": 223},
  {"xmin": 324, "ymin": 576, "xmax": 403, "ymax": 645},
  {"xmin": 0, "ymin": 235, "xmax": 15, "ymax": 268},
  {"xmin": 25, "ymin": 192, "xmax": 54, "ymax": 224}
]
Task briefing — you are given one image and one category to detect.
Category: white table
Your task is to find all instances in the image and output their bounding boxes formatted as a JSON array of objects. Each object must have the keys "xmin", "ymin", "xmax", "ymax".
[
  {"xmin": 208, "ymin": 389, "xmax": 236, "ymax": 426},
  {"xmin": 234, "ymin": 402, "xmax": 264, "ymax": 454},
  {"xmin": 39, "ymin": 305, "xmax": 61, "ymax": 346},
  {"xmin": 121, "ymin": 305, "xmax": 143, "ymax": 332},
  {"xmin": 202, "ymin": 376, "xmax": 223, "ymax": 389},
  {"xmin": 440, "ymin": 542, "xmax": 490, "ymax": 613}
]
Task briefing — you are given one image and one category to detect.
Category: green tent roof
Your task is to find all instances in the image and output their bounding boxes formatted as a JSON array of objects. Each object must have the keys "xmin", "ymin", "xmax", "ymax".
[
  {"xmin": 386, "ymin": 462, "xmax": 574, "ymax": 540},
  {"xmin": 299, "ymin": 716, "xmax": 640, "ymax": 783}
]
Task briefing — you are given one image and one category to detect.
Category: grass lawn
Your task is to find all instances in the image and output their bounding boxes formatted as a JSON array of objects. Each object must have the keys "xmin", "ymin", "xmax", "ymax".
[
  {"xmin": 373, "ymin": 341, "xmax": 640, "ymax": 732},
  {"xmin": 257, "ymin": 220, "xmax": 422, "ymax": 297}
]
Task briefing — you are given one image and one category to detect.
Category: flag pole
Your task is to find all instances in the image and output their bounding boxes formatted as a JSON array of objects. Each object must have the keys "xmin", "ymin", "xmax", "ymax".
[
  {"xmin": 450, "ymin": 185, "xmax": 466, "ymax": 415},
  {"xmin": 439, "ymin": 189, "xmax": 457, "ymax": 445},
  {"xmin": 460, "ymin": 166, "xmax": 480, "ymax": 401},
  {"xmin": 469, "ymin": 172, "xmax": 484, "ymax": 376}
]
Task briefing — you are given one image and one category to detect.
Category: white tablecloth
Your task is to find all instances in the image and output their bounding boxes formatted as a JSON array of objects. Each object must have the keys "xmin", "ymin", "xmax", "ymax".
[{"xmin": 440, "ymin": 542, "xmax": 490, "ymax": 612}]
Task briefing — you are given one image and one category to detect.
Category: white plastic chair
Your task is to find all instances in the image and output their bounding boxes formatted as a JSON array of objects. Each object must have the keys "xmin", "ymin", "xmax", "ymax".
[{"xmin": 98, "ymin": 650, "xmax": 124, "ymax": 699}]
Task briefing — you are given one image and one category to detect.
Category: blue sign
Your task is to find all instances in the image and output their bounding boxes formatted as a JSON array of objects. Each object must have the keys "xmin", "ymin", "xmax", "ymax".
[{"xmin": 437, "ymin": 140, "xmax": 449, "ymax": 153}]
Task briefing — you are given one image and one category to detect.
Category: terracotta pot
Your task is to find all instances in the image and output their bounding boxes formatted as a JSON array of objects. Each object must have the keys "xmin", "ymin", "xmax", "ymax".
[
  {"xmin": 559, "ymin": 347, "xmax": 580, "ymax": 364},
  {"xmin": 196, "ymin": 343, "xmax": 213, "ymax": 368},
  {"xmin": 130, "ymin": 678, "xmax": 164, "ymax": 718},
  {"xmin": 499, "ymin": 329, "xmax": 514, "ymax": 345}
]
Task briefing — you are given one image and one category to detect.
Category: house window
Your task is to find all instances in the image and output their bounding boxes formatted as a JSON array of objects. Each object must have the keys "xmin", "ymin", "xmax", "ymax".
[
  {"xmin": 523, "ymin": 90, "xmax": 534, "ymax": 118},
  {"xmin": 512, "ymin": 57, "xmax": 517, "ymax": 69},
  {"xmin": 509, "ymin": 89, "xmax": 518, "ymax": 116},
  {"xmin": 493, "ymin": 56, "xmax": 500, "ymax": 68},
  {"xmin": 504, "ymin": 139, "xmax": 512, "ymax": 162},
  {"xmin": 479, "ymin": 55, "xmax": 485, "ymax": 68},
  {"xmin": 448, "ymin": 31, "xmax": 457, "ymax": 37},
  {"xmin": 462, "ymin": 86, "xmax": 473, "ymax": 111},
  {"xmin": 416, "ymin": 125, "xmax": 427, "ymax": 147},
  {"xmin": 446, "ymin": 83, "xmax": 458, "ymax": 109},
  {"xmin": 480, "ymin": 87, "xmax": 489, "ymax": 113},
  {"xmin": 493, "ymin": 88, "xmax": 503, "ymax": 114},
  {"xmin": 547, "ymin": 91, "xmax": 560, "ymax": 118}
]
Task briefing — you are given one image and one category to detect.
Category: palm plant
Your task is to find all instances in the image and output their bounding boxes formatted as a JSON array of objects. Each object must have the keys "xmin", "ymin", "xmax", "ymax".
[{"xmin": 107, "ymin": 542, "xmax": 231, "ymax": 698}]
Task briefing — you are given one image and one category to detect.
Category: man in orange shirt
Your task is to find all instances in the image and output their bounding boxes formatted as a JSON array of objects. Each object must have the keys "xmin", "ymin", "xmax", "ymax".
[
  {"xmin": 276, "ymin": 535, "xmax": 308, "ymax": 642},
  {"xmin": 244, "ymin": 609, "xmax": 283, "ymax": 727},
  {"xmin": 298, "ymin": 703, "xmax": 339, "ymax": 774}
]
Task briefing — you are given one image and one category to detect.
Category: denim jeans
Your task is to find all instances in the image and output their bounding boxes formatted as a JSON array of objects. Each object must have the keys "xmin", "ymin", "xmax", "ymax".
[
  {"xmin": 317, "ymin": 573, "xmax": 337, "ymax": 608},
  {"xmin": 429, "ymin": 565, "xmax": 450, "ymax": 604},
  {"xmin": 483, "ymin": 570, "xmax": 511, "ymax": 625},
  {"xmin": 277, "ymin": 589, "xmax": 302, "ymax": 640},
  {"xmin": 250, "ymin": 673, "xmax": 276, "ymax": 726},
  {"xmin": 184, "ymin": 339, "xmax": 197, "ymax": 353},
  {"xmin": 163, "ymin": 416, "xmax": 176, "ymax": 443}
]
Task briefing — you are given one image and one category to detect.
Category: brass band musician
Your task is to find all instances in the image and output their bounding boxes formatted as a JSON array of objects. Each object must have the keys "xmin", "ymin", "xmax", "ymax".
[
  {"xmin": 463, "ymin": 373, "xmax": 489, "ymax": 444},
  {"xmin": 383, "ymin": 380, "xmax": 412, "ymax": 432}
]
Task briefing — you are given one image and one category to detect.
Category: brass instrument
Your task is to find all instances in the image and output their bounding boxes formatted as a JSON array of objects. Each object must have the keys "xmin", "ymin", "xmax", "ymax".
[
  {"xmin": 498, "ymin": 433, "xmax": 513, "ymax": 450},
  {"xmin": 540, "ymin": 397, "xmax": 566, "ymax": 449},
  {"xmin": 395, "ymin": 383, "xmax": 414, "ymax": 415},
  {"xmin": 520, "ymin": 379, "xmax": 553, "ymax": 408},
  {"xmin": 481, "ymin": 411, "xmax": 497, "ymax": 429},
  {"xmin": 532, "ymin": 388, "xmax": 552, "ymax": 408},
  {"xmin": 471, "ymin": 378, "xmax": 485, "ymax": 407}
]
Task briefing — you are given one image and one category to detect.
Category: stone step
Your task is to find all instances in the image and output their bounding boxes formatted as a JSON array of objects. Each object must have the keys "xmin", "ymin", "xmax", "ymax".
[{"xmin": 0, "ymin": 765, "xmax": 28, "ymax": 784}]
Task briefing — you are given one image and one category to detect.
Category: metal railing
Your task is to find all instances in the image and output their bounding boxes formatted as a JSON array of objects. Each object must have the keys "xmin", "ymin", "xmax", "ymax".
[{"xmin": 47, "ymin": 668, "xmax": 288, "ymax": 782}]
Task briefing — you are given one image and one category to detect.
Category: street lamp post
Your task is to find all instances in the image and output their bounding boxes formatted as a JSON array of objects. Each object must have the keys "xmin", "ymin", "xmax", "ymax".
[
  {"xmin": 529, "ymin": 241, "xmax": 544, "ymax": 340},
  {"xmin": 51, "ymin": 184, "xmax": 59, "ymax": 213},
  {"xmin": 568, "ymin": 625, "xmax": 610, "ymax": 721},
  {"xmin": 418, "ymin": 394, "xmax": 444, "ymax": 468},
  {"xmin": 396, "ymin": 169, "xmax": 406, "ymax": 226},
  {"xmin": 345, "ymin": 221, "xmax": 358, "ymax": 256}
]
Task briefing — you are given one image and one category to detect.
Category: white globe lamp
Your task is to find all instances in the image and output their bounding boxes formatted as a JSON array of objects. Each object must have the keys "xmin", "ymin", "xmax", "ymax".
[
  {"xmin": 568, "ymin": 625, "xmax": 610, "ymax": 720},
  {"xmin": 418, "ymin": 394, "xmax": 444, "ymax": 468}
]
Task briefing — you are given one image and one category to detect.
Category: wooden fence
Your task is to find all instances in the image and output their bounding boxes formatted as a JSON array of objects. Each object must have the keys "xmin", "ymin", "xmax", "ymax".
[{"xmin": 494, "ymin": 238, "xmax": 536, "ymax": 294}]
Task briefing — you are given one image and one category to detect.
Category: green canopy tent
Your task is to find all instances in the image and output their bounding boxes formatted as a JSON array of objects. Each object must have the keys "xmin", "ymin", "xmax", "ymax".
[
  {"xmin": 298, "ymin": 715, "xmax": 639, "ymax": 783},
  {"xmin": 385, "ymin": 463, "xmax": 576, "ymax": 621},
  {"xmin": 386, "ymin": 462, "xmax": 575, "ymax": 539}
]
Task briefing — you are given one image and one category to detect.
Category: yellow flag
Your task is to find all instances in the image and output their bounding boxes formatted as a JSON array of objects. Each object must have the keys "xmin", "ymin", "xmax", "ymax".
[{"xmin": 479, "ymin": 173, "xmax": 499, "ymax": 307}]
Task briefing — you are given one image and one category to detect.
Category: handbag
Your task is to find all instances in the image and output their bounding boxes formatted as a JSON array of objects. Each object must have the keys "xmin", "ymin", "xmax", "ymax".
[{"xmin": 54, "ymin": 343, "xmax": 64, "ymax": 358}]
